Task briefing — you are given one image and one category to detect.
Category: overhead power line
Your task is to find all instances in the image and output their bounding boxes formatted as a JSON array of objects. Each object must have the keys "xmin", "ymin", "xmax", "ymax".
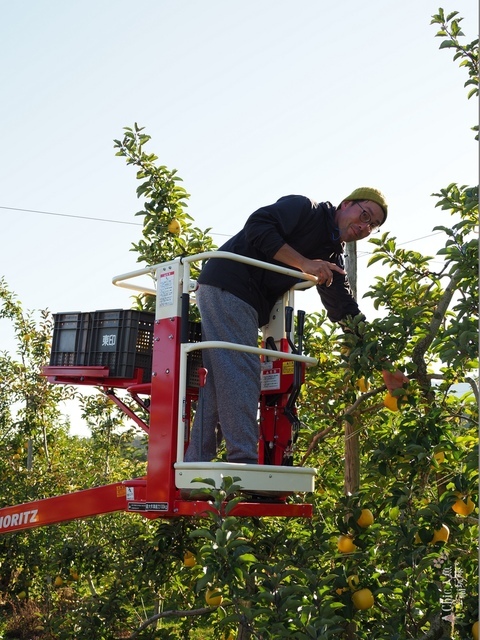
[
  {"xmin": 0, "ymin": 205, "xmax": 141, "ymax": 226},
  {"xmin": 0, "ymin": 204, "xmax": 232, "ymax": 237},
  {"xmin": 0, "ymin": 205, "xmax": 447, "ymax": 244}
]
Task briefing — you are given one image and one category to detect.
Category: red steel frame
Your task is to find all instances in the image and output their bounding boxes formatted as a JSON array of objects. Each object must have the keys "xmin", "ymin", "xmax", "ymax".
[{"xmin": 0, "ymin": 255, "xmax": 317, "ymax": 535}]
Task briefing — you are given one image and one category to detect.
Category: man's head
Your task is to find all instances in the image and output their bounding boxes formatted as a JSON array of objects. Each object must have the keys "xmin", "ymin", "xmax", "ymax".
[{"xmin": 335, "ymin": 187, "xmax": 388, "ymax": 243}]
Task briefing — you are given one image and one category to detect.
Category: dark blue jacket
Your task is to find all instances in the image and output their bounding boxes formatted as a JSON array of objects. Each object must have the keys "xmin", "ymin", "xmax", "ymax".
[{"xmin": 198, "ymin": 195, "xmax": 361, "ymax": 326}]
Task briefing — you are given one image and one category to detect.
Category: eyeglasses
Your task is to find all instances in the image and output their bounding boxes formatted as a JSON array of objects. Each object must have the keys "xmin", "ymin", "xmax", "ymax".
[{"xmin": 357, "ymin": 202, "xmax": 381, "ymax": 233}]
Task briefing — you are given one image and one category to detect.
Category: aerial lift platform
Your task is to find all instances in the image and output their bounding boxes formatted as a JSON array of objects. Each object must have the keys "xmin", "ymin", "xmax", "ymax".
[{"xmin": 0, "ymin": 252, "xmax": 318, "ymax": 533}]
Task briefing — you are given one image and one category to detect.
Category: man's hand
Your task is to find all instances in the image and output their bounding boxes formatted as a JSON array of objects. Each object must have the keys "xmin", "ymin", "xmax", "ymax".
[
  {"xmin": 382, "ymin": 369, "xmax": 409, "ymax": 393},
  {"xmin": 302, "ymin": 259, "xmax": 346, "ymax": 287},
  {"xmin": 273, "ymin": 245, "xmax": 345, "ymax": 287}
]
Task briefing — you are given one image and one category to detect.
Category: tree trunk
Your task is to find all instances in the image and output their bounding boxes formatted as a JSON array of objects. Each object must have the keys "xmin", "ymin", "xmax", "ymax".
[
  {"xmin": 344, "ymin": 242, "xmax": 360, "ymax": 496},
  {"xmin": 344, "ymin": 418, "xmax": 360, "ymax": 494},
  {"xmin": 345, "ymin": 241, "xmax": 357, "ymax": 300}
]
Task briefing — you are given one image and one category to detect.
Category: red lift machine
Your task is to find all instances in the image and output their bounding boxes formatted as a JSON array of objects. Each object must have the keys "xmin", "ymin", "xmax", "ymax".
[{"xmin": 0, "ymin": 252, "xmax": 318, "ymax": 534}]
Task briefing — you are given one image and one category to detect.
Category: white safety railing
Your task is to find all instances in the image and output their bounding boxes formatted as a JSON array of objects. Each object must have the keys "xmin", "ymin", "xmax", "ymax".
[
  {"xmin": 112, "ymin": 250, "xmax": 318, "ymax": 295},
  {"xmin": 113, "ymin": 251, "xmax": 319, "ymax": 463},
  {"xmin": 176, "ymin": 341, "xmax": 317, "ymax": 462}
]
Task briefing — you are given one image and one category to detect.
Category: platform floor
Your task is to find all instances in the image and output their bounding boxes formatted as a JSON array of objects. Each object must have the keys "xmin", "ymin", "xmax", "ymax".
[{"xmin": 175, "ymin": 461, "xmax": 316, "ymax": 495}]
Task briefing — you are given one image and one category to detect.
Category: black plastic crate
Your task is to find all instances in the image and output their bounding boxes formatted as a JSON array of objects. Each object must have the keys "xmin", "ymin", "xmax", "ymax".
[
  {"xmin": 88, "ymin": 310, "xmax": 155, "ymax": 382},
  {"xmin": 50, "ymin": 311, "xmax": 202, "ymax": 385},
  {"xmin": 50, "ymin": 312, "xmax": 91, "ymax": 366}
]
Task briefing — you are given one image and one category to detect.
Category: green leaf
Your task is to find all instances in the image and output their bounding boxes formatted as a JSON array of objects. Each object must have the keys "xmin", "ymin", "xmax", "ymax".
[
  {"xmin": 238, "ymin": 553, "xmax": 257, "ymax": 563},
  {"xmin": 445, "ymin": 11, "xmax": 459, "ymax": 21},
  {"xmin": 189, "ymin": 528, "xmax": 216, "ymax": 541},
  {"xmin": 225, "ymin": 496, "xmax": 246, "ymax": 515},
  {"xmin": 191, "ymin": 476, "xmax": 217, "ymax": 488},
  {"xmin": 195, "ymin": 573, "xmax": 211, "ymax": 592}
]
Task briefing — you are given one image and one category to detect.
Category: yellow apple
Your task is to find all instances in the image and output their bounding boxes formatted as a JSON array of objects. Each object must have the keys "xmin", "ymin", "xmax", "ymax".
[
  {"xmin": 430, "ymin": 524, "xmax": 450, "ymax": 544},
  {"xmin": 356, "ymin": 377, "xmax": 369, "ymax": 393},
  {"xmin": 168, "ymin": 219, "xmax": 182, "ymax": 234},
  {"xmin": 347, "ymin": 574, "xmax": 360, "ymax": 591},
  {"xmin": 472, "ymin": 620, "xmax": 479, "ymax": 640},
  {"xmin": 383, "ymin": 392, "xmax": 398, "ymax": 412},
  {"xmin": 352, "ymin": 588, "xmax": 374, "ymax": 610},
  {"xmin": 183, "ymin": 551, "xmax": 196, "ymax": 567},
  {"xmin": 357, "ymin": 508, "xmax": 374, "ymax": 528},
  {"xmin": 205, "ymin": 587, "xmax": 223, "ymax": 607},
  {"xmin": 452, "ymin": 493, "xmax": 475, "ymax": 516},
  {"xmin": 337, "ymin": 535, "xmax": 357, "ymax": 554}
]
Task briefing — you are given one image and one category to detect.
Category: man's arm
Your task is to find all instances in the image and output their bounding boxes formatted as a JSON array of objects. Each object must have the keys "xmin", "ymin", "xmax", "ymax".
[{"xmin": 275, "ymin": 241, "xmax": 409, "ymax": 391}]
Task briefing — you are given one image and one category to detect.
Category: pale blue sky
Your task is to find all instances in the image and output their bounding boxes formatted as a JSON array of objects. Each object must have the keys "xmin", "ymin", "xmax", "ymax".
[{"xmin": 0, "ymin": 1, "xmax": 477, "ymax": 409}]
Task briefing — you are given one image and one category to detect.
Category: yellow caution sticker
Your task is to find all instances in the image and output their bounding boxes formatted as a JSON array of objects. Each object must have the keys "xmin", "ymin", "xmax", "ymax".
[{"xmin": 282, "ymin": 361, "xmax": 294, "ymax": 375}]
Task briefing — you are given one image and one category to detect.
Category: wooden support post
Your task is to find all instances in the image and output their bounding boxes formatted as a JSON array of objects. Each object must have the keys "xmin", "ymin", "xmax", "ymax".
[
  {"xmin": 344, "ymin": 418, "xmax": 360, "ymax": 495},
  {"xmin": 344, "ymin": 241, "xmax": 360, "ymax": 495},
  {"xmin": 345, "ymin": 241, "xmax": 357, "ymax": 300}
]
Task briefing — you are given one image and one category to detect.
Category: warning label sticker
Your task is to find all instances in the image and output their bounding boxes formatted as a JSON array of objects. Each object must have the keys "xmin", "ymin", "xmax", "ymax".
[
  {"xmin": 261, "ymin": 368, "xmax": 281, "ymax": 391},
  {"xmin": 282, "ymin": 360, "xmax": 294, "ymax": 375},
  {"xmin": 158, "ymin": 271, "xmax": 175, "ymax": 307}
]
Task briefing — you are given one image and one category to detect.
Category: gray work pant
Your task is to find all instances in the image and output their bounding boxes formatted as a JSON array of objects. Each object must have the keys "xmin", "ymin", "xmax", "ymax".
[{"xmin": 184, "ymin": 284, "xmax": 260, "ymax": 463}]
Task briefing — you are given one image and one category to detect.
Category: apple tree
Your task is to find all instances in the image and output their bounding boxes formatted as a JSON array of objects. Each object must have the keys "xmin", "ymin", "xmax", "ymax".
[{"xmin": 112, "ymin": 8, "xmax": 477, "ymax": 639}]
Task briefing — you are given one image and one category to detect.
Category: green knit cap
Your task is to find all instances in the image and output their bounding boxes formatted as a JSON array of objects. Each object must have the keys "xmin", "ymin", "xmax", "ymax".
[{"xmin": 342, "ymin": 187, "xmax": 388, "ymax": 223}]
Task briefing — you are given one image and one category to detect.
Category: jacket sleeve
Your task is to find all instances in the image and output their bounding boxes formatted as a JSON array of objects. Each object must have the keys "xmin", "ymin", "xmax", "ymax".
[
  {"xmin": 243, "ymin": 195, "xmax": 313, "ymax": 259},
  {"xmin": 244, "ymin": 195, "xmax": 362, "ymax": 323},
  {"xmin": 316, "ymin": 262, "xmax": 361, "ymax": 323}
]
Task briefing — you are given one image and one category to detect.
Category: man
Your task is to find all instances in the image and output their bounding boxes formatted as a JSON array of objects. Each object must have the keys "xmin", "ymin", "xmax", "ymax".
[{"xmin": 185, "ymin": 187, "xmax": 407, "ymax": 464}]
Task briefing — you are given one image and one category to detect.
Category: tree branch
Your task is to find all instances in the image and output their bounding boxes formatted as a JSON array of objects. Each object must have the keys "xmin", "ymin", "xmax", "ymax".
[
  {"xmin": 465, "ymin": 376, "xmax": 479, "ymax": 404},
  {"xmin": 300, "ymin": 386, "xmax": 385, "ymax": 464},
  {"xmin": 411, "ymin": 268, "xmax": 462, "ymax": 392},
  {"xmin": 125, "ymin": 606, "xmax": 214, "ymax": 639}
]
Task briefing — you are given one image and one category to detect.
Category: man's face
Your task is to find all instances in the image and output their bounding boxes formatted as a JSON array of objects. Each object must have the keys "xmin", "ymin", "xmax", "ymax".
[{"xmin": 335, "ymin": 200, "xmax": 385, "ymax": 243}]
